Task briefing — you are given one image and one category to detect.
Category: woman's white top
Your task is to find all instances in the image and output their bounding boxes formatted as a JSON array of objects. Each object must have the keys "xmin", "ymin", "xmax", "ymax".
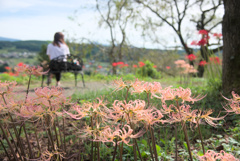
[{"xmin": 46, "ymin": 42, "xmax": 70, "ymax": 61}]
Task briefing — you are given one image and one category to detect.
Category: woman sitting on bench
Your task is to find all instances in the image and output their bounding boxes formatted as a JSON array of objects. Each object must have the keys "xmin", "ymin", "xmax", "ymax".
[{"xmin": 46, "ymin": 32, "xmax": 70, "ymax": 86}]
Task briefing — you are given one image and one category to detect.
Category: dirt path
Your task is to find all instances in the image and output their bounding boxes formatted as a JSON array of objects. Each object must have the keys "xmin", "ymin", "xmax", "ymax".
[{"xmin": 14, "ymin": 80, "xmax": 113, "ymax": 100}]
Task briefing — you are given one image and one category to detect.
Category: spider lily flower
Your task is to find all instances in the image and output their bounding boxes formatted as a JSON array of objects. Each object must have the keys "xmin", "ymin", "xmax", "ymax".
[
  {"xmin": 116, "ymin": 125, "xmax": 145, "ymax": 146},
  {"xmin": 64, "ymin": 104, "xmax": 88, "ymax": 120},
  {"xmin": 15, "ymin": 64, "xmax": 48, "ymax": 76},
  {"xmin": 15, "ymin": 104, "xmax": 45, "ymax": 121},
  {"xmin": 153, "ymin": 87, "xmax": 206, "ymax": 103},
  {"xmin": 97, "ymin": 125, "xmax": 121, "ymax": 146},
  {"xmin": 222, "ymin": 91, "xmax": 240, "ymax": 114},
  {"xmin": 223, "ymin": 91, "xmax": 240, "ymax": 102},
  {"xmin": 223, "ymin": 102, "xmax": 240, "ymax": 114},
  {"xmin": 168, "ymin": 104, "xmax": 193, "ymax": 123},
  {"xmin": 136, "ymin": 108, "xmax": 165, "ymax": 126},
  {"xmin": 174, "ymin": 60, "xmax": 186, "ymax": 68},
  {"xmin": 191, "ymin": 110, "xmax": 225, "ymax": 127},
  {"xmin": 131, "ymin": 80, "xmax": 162, "ymax": 95},
  {"xmin": 0, "ymin": 81, "xmax": 17, "ymax": 96},
  {"xmin": 108, "ymin": 100, "xmax": 146, "ymax": 123},
  {"xmin": 198, "ymin": 150, "xmax": 238, "ymax": 161},
  {"xmin": 34, "ymin": 86, "xmax": 67, "ymax": 107},
  {"xmin": 112, "ymin": 78, "xmax": 136, "ymax": 92},
  {"xmin": 35, "ymin": 86, "xmax": 63, "ymax": 100}
]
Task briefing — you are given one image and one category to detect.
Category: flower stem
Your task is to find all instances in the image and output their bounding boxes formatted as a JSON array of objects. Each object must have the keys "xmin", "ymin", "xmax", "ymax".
[
  {"xmin": 56, "ymin": 116, "xmax": 63, "ymax": 150},
  {"xmin": 90, "ymin": 116, "xmax": 94, "ymax": 161},
  {"xmin": 182, "ymin": 122, "xmax": 193, "ymax": 161},
  {"xmin": 149, "ymin": 125, "xmax": 159, "ymax": 161},
  {"xmin": 0, "ymin": 122, "xmax": 18, "ymax": 160},
  {"xmin": 174, "ymin": 123, "xmax": 178, "ymax": 161},
  {"xmin": 7, "ymin": 128, "xmax": 23, "ymax": 161},
  {"xmin": 63, "ymin": 117, "xmax": 66, "ymax": 152},
  {"xmin": 2, "ymin": 94, "xmax": 26, "ymax": 160},
  {"xmin": 197, "ymin": 121, "xmax": 205, "ymax": 154},
  {"xmin": 112, "ymin": 140, "xmax": 118, "ymax": 161},
  {"xmin": 23, "ymin": 123, "xmax": 34, "ymax": 159},
  {"xmin": 146, "ymin": 128, "xmax": 154, "ymax": 161},
  {"xmin": 25, "ymin": 74, "xmax": 32, "ymax": 102},
  {"xmin": 53, "ymin": 119, "xmax": 60, "ymax": 148},
  {"xmin": 33, "ymin": 120, "xmax": 41, "ymax": 155},
  {"xmin": 0, "ymin": 139, "xmax": 11, "ymax": 161}
]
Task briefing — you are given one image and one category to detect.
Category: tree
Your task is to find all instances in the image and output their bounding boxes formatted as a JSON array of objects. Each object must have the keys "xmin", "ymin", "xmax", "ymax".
[
  {"xmin": 133, "ymin": 0, "xmax": 223, "ymax": 77},
  {"xmin": 96, "ymin": 0, "xmax": 133, "ymax": 74},
  {"xmin": 37, "ymin": 44, "xmax": 49, "ymax": 63},
  {"xmin": 191, "ymin": 0, "xmax": 223, "ymax": 77},
  {"xmin": 222, "ymin": 0, "xmax": 240, "ymax": 94}
]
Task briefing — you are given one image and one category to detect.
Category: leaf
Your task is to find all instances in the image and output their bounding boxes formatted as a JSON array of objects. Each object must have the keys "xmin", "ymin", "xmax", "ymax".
[
  {"xmin": 156, "ymin": 144, "xmax": 161, "ymax": 155},
  {"xmin": 197, "ymin": 151, "xmax": 204, "ymax": 156},
  {"xmin": 141, "ymin": 139, "xmax": 148, "ymax": 147},
  {"xmin": 183, "ymin": 142, "xmax": 188, "ymax": 151},
  {"xmin": 160, "ymin": 138, "xmax": 165, "ymax": 144}
]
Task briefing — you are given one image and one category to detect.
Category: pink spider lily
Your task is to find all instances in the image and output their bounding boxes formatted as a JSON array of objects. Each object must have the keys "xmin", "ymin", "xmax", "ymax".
[
  {"xmin": 34, "ymin": 86, "xmax": 63, "ymax": 100},
  {"xmin": 168, "ymin": 104, "xmax": 193, "ymax": 123},
  {"xmin": 116, "ymin": 125, "xmax": 145, "ymax": 146},
  {"xmin": 15, "ymin": 104, "xmax": 45, "ymax": 121},
  {"xmin": 0, "ymin": 81, "xmax": 17, "ymax": 96},
  {"xmin": 198, "ymin": 150, "xmax": 238, "ymax": 161},
  {"xmin": 112, "ymin": 78, "xmax": 136, "ymax": 92},
  {"xmin": 64, "ymin": 104, "xmax": 88, "ymax": 120},
  {"xmin": 131, "ymin": 80, "xmax": 162, "ymax": 95},
  {"xmin": 109, "ymin": 100, "xmax": 146, "ymax": 124},
  {"xmin": 136, "ymin": 108, "xmax": 165, "ymax": 126},
  {"xmin": 153, "ymin": 87, "xmax": 206, "ymax": 103},
  {"xmin": 15, "ymin": 64, "xmax": 48, "ymax": 76},
  {"xmin": 222, "ymin": 91, "xmax": 240, "ymax": 114},
  {"xmin": 191, "ymin": 110, "xmax": 226, "ymax": 127},
  {"xmin": 97, "ymin": 125, "xmax": 121, "ymax": 146},
  {"xmin": 223, "ymin": 91, "xmax": 240, "ymax": 102},
  {"xmin": 223, "ymin": 102, "xmax": 240, "ymax": 114},
  {"xmin": 34, "ymin": 86, "xmax": 68, "ymax": 107}
]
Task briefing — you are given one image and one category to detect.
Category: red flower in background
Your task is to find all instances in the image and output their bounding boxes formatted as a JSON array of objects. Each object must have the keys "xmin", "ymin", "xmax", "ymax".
[
  {"xmin": 117, "ymin": 62, "xmax": 124, "ymax": 65},
  {"xmin": 166, "ymin": 66, "xmax": 171, "ymax": 69},
  {"xmin": 133, "ymin": 65, "xmax": 138, "ymax": 68},
  {"xmin": 186, "ymin": 54, "xmax": 197, "ymax": 61},
  {"xmin": 112, "ymin": 62, "xmax": 118, "ymax": 67},
  {"xmin": 98, "ymin": 65, "xmax": 102, "ymax": 69},
  {"xmin": 199, "ymin": 60, "xmax": 207, "ymax": 66},
  {"xmin": 5, "ymin": 66, "xmax": 11, "ymax": 70},
  {"xmin": 139, "ymin": 62, "xmax": 145, "ymax": 67},
  {"xmin": 213, "ymin": 33, "xmax": 222, "ymax": 39},
  {"xmin": 198, "ymin": 30, "xmax": 208, "ymax": 35},
  {"xmin": 153, "ymin": 65, "xmax": 157, "ymax": 68},
  {"xmin": 210, "ymin": 57, "xmax": 220, "ymax": 64},
  {"xmin": 18, "ymin": 62, "xmax": 24, "ymax": 66},
  {"xmin": 191, "ymin": 40, "xmax": 198, "ymax": 46},
  {"xmin": 198, "ymin": 38, "xmax": 208, "ymax": 46}
]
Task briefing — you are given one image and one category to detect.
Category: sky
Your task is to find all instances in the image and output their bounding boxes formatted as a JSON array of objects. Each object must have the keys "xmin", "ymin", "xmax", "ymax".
[{"xmin": 0, "ymin": 0, "xmax": 223, "ymax": 49}]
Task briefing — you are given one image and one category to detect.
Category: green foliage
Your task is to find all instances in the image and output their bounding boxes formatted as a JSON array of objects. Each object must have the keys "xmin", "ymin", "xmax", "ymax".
[
  {"xmin": 37, "ymin": 44, "xmax": 49, "ymax": 63},
  {"xmin": 136, "ymin": 60, "xmax": 160, "ymax": 78}
]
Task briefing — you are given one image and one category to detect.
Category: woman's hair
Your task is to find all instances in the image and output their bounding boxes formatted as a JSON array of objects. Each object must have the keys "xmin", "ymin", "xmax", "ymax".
[{"xmin": 53, "ymin": 32, "xmax": 67, "ymax": 47}]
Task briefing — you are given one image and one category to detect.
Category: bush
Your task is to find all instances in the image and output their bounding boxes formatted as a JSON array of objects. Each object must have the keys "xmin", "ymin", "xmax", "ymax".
[{"xmin": 136, "ymin": 60, "xmax": 160, "ymax": 79}]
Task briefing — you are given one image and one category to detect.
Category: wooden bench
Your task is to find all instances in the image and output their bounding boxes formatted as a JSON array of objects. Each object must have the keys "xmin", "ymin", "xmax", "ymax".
[{"xmin": 41, "ymin": 55, "xmax": 85, "ymax": 87}]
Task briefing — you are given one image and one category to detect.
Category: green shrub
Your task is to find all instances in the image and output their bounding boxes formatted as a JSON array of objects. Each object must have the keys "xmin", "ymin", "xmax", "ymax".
[{"xmin": 136, "ymin": 60, "xmax": 160, "ymax": 79}]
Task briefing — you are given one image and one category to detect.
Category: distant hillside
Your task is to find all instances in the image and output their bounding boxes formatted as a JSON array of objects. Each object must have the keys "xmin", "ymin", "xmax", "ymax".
[
  {"xmin": 0, "ymin": 36, "xmax": 20, "ymax": 42},
  {"xmin": 0, "ymin": 40, "xmax": 49, "ymax": 52}
]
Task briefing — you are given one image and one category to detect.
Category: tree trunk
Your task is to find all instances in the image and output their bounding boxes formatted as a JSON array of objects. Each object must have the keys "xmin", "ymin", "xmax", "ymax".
[{"xmin": 222, "ymin": 0, "xmax": 240, "ymax": 94}]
